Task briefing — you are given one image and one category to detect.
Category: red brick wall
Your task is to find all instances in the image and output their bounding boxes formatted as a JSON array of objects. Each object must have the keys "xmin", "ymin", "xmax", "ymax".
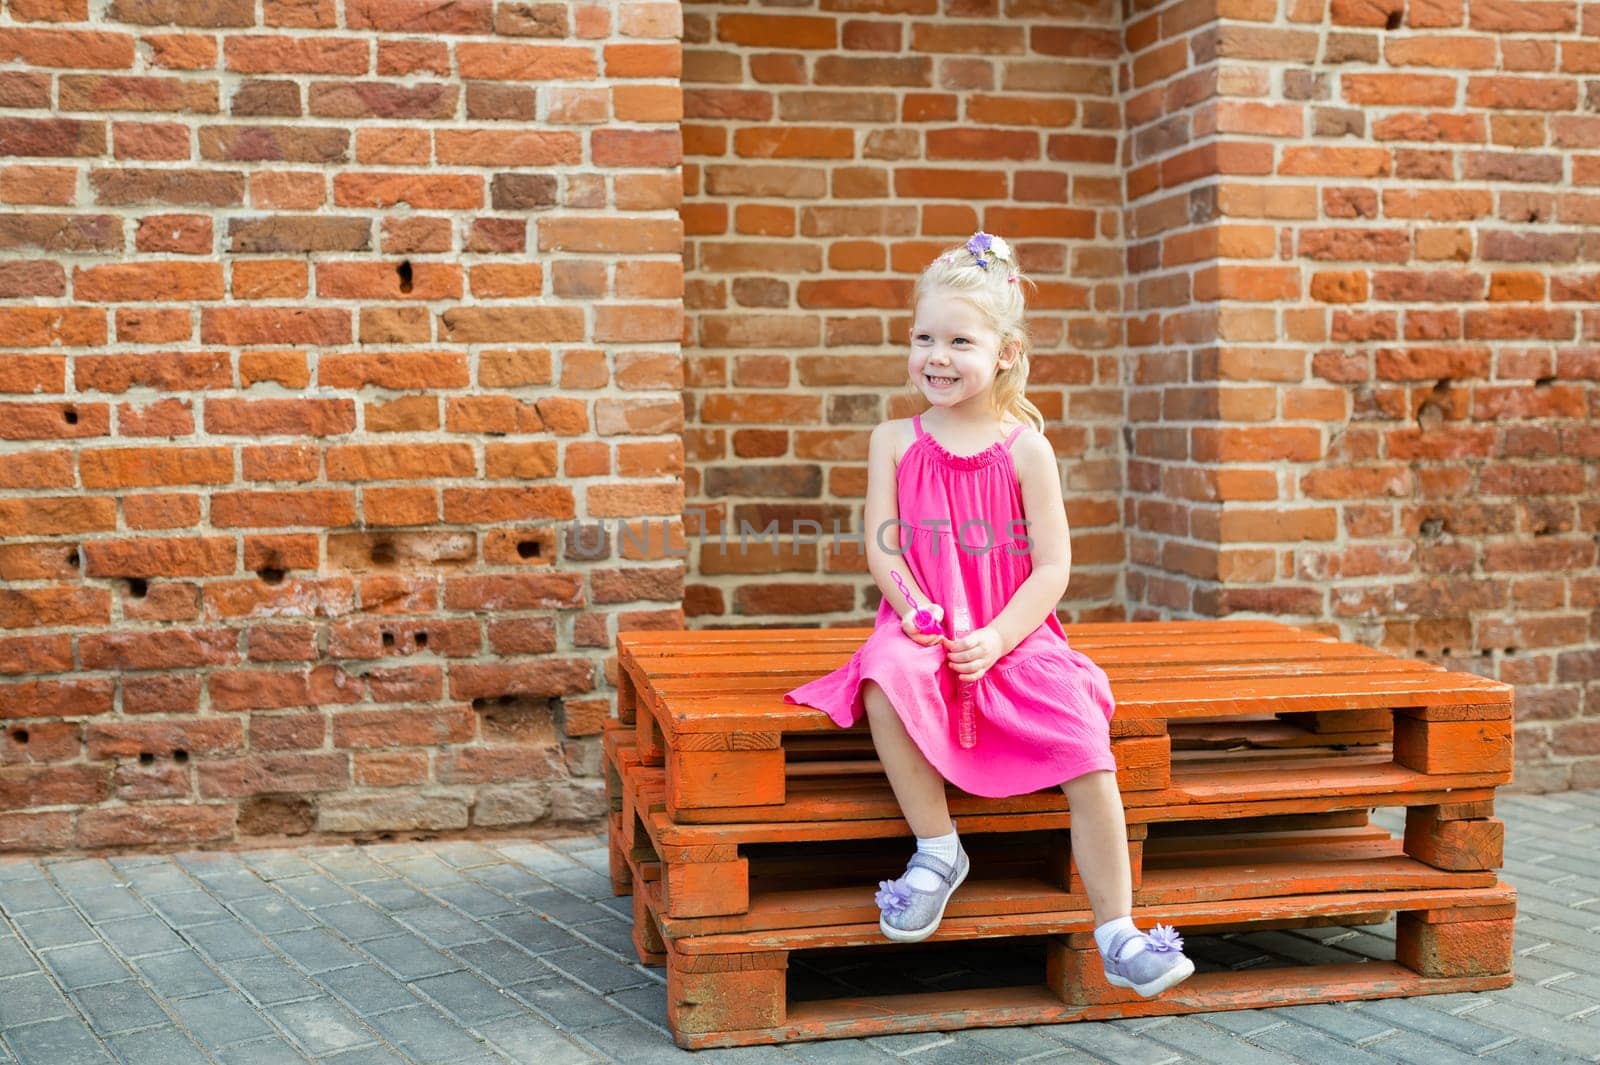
[
  {"xmin": 1122, "ymin": 0, "xmax": 1600, "ymax": 791},
  {"xmin": 678, "ymin": 0, "xmax": 1129, "ymax": 626},
  {"xmin": 0, "ymin": 0, "xmax": 684, "ymax": 851}
]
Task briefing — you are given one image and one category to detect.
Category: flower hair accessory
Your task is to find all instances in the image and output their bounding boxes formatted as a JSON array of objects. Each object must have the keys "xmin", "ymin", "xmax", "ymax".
[{"xmin": 964, "ymin": 231, "xmax": 1013, "ymax": 271}]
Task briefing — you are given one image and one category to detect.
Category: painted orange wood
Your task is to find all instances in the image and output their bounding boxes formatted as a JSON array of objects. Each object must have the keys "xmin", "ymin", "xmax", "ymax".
[
  {"xmin": 664, "ymin": 857, "xmax": 750, "ymax": 919},
  {"xmin": 1403, "ymin": 808, "xmax": 1505, "ymax": 871},
  {"xmin": 667, "ymin": 748, "xmax": 786, "ymax": 810},
  {"xmin": 1393, "ymin": 717, "xmax": 1514, "ymax": 776},
  {"xmin": 1396, "ymin": 911, "xmax": 1515, "ymax": 978}
]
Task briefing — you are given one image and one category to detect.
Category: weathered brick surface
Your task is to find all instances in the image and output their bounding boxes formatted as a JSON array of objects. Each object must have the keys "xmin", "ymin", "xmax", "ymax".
[
  {"xmin": 681, "ymin": 0, "xmax": 1129, "ymax": 626},
  {"xmin": 1122, "ymin": 0, "xmax": 1597, "ymax": 791},
  {"xmin": 0, "ymin": 0, "xmax": 683, "ymax": 850}
]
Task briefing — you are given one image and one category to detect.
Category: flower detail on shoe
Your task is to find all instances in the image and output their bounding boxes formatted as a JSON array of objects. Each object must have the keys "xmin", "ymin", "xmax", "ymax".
[
  {"xmin": 1146, "ymin": 923, "xmax": 1184, "ymax": 954},
  {"xmin": 875, "ymin": 878, "xmax": 912, "ymax": 918}
]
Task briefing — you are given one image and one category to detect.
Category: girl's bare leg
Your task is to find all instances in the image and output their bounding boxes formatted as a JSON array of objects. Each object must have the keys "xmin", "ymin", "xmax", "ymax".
[
  {"xmin": 861, "ymin": 680, "xmax": 954, "ymax": 838},
  {"xmin": 1061, "ymin": 769, "xmax": 1133, "ymax": 925}
]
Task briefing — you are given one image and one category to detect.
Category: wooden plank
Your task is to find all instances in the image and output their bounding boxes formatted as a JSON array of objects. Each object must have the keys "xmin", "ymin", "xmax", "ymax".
[
  {"xmin": 666, "ymin": 881, "xmax": 1515, "ymax": 954},
  {"xmin": 654, "ymin": 852, "xmax": 1499, "ymax": 941},
  {"xmin": 1393, "ymin": 717, "xmax": 1514, "ymax": 776},
  {"xmin": 657, "ymin": 669, "xmax": 1513, "ymax": 737},
  {"xmin": 672, "ymin": 965, "xmax": 1510, "ymax": 1049}
]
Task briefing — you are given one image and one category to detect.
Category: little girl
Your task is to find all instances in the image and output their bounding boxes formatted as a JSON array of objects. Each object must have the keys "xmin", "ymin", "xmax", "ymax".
[{"xmin": 783, "ymin": 233, "xmax": 1194, "ymax": 998}]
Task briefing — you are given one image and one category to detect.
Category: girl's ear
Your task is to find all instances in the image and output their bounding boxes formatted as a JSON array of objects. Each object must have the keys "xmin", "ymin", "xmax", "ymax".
[{"xmin": 997, "ymin": 338, "xmax": 1021, "ymax": 370}]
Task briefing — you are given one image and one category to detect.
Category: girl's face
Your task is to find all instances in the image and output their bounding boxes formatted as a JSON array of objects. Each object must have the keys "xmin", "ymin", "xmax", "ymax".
[{"xmin": 909, "ymin": 286, "xmax": 1013, "ymax": 413}]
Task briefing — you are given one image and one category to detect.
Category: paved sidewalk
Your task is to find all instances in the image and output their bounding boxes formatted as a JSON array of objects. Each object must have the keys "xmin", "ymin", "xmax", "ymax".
[{"xmin": 1, "ymin": 793, "xmax": 1597, "ymax": 1065}]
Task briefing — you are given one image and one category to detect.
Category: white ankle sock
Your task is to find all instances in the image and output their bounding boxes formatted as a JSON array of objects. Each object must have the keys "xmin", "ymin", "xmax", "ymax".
[
  {"xmin": 906, "ymin": 828, "xmax": 958, "ymax": 891},
  {"xmin": 1094, "ymin": 916, "xmax": 1147, "ymax": 962}
]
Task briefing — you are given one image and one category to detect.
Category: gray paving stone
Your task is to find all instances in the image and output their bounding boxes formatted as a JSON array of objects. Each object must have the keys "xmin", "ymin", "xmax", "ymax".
[
  {"xmin": 509, "ymin": 975, "xmax": 629, "ymax": 1032},
  {"xmin": 13, "ymin": 907, "xmax": 97, "ymax": 949},
  {"xmin": 169, "ymin": 991, "xmax": 278, "ymax": 1049},
  {"xmin": 132, "ymin": 950, "xmax": 229, "ymax": 999},
  {"xmin": 318, "ymin": 965, "xmax": 425, "ymax": 1015},
  {"xmin": 93, "ymin": 916, "xmax": 185, "ymax": 958},
  {"xmin": 399, "ymin": 906, "xmax": 498, "ymax": 948},
  {"xmin": 0, "ymin": 879, "xmax": 68, "ymax": 915},
  {"xmin": 321, "ymin": 1046, "xmax": 413, "ymax": 1065},
  {"xmin": 0, "ymin": 935, "xmax": 40, "ymax": 979},
  {"xmin": 192, "ymin": 871, "xmax": 277, "ymax": 903},
  {"xmin": 467, "ymin": 864, "xmax": 546, "ymax": 897},
  {"xmin": 541, "ymin": 868, "xmax": 613, "ymax": 900},
  {"xmin": 274, "ymin": 875, "xmax": 352, "ymax": 910},
  {"xmin": 311, "ymin": 850, "xmax": 393, "ymax": 884},
  {"xmin": 1268, "ymin": 1001, "xmax": 1396, "ymax": 1045},
  {"xmin": 387, "ymin": 856, "xmax": 464, "ymax": 888},
  {"xmin": 0, "ymin": 859, "xmax": 42, "ymax": 881},
  {"xmin": 365, "ymin": 1004, "xmax": 497, "ymax": 1061},
  {"xmin": 41, "ymin": 942, "xmax": 132, "ymax": 989},
  {"xmin": 221, "ymin": 955, "xmax": 322, "ymax": 1007},
  {"xmin": 606, "ymin": 985, "xmax": 669, "ymax": 1029},
  {"xmin": 1460, "ymin": 1000, "xmax": 1600, "ymax": 1061},
  {"xmin": 230, "ymin": 896, "xmax": 318, "ymax": 935},
  {"xmin": 0, "ymin": 971, "xmax": 73, "ymax": 1027},
  {"xmin": 244, "ymin": 853, "xmax": 319, "ymax": 882},
  {"xmin": 271, "ymin": 929, "xmax": 364, "ymax": 974},
  {"xmin": 64, "ymin": 887, "xmax": 146, "ymax": 923},
  {"xmin": 573, "ymin": 1020, "xmax": 705, "ymax": 1065},
  {"xmin": 5, "ymin": 1017, "xmax": 115, "ymax": 1065},
  {"xmin": 268, "ymin": 997, "xmax": 377, "ymax": 1055},
  {"xmin": 1140, "ymin": 1016, "xmax": 1298, "ymax": 1065},
  {"xmin": 485, "ymin": 912, "xmax": 588, "ymax": 955},
  {"xmin": 355, "ymin": 878, "xmax": 436, "ymax": 912},
  {"xmin": 361, "ymin": 933, "xmax": 462, "ymax": 981},
  {"xmin": 1369, "ymin": 1029, "xmax": 1502, "ymax": 1065},
  {"xmin": 454, "ymin": 939, "xmax": 547, "ymax": 988},
  {"xmin": 519, "ymin": 889, "xmax": 616, "ymax": 926},
  {"xmin": 147, "ymin": 891, "xmax": 233, "ymax": 929},
  {"xmin": 316, "ymin": 902, "xmax": 405, "ymax": 942},
  {"xmin": 478, "ymin": 1015, "xmax": 601, "ymax": 1064},
  {"xmin": 215, "ymin": 1039, "xmax": 312, "ymax": 1065},
  {"xmin": 508, "ymin": 972, "xmax": 627, "ymax": 1029},
  {"xmin": 111, "ymin": 862, "xmax": 192, "ymax": 896},
  {"xmin": 540, "ymin": 947, "xmax": 653, "ymax": 995},
  {"xmin": 70, "ymin": 981, "xmax": 170, "ymax": 1034},
  {"xmin": 433, "ymin": 883, "xmax": 523, "ymax": 918},
  {"xmin": 1250, "ymin": 1019, "xmax": 1396, "ymax": 1063},
  {"xmin": 181, "ymin": 919, "xmax": 274, "ymax": 963},
  {"xmin": 1359, "ymin": 995, "xmax": 1529, "ymax": 1054},
  {"xmin": 1046, "ymin": 1021, "xmax": 1181, "ymax": 1064},
  {"xmin": 105, "ymin": 1026, "xmax": 212, "ymax": 1065},
  {"xmin": 414, "ymin": 969, "xmax": 524, "ymax": 1025}
]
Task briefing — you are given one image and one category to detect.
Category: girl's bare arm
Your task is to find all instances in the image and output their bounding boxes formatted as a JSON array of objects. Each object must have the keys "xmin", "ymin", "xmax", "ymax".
[
  {"xmin": 863, "ymin": 420, "xmax": 935, "ymax": 619},
  {"xmin": 982, "ymin": 428, "xmax": 1072, "ymax": 657}
]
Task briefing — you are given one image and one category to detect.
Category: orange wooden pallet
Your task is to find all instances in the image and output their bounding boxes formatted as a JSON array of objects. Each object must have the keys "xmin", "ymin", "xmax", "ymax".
[
  {"xmin": 614, "ymin": 622, "xmax": 1513, "ymax": 827},
  {"xmin": 606, "ymin": 621, "xmax": 1517, "ymax": 1047},
  {"xmin": 607, "ymin": 732, "xmax": 1505, "ymax": 924},
  {"xmin": 616, "ymin": 832, "xmax": 1515, "ymax": 1049}
]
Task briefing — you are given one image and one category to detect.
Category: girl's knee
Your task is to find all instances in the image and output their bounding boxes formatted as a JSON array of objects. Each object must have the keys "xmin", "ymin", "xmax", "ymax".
[{"xmin": 861, "ymin": 680, "xmax": 896, "ymax": 721}]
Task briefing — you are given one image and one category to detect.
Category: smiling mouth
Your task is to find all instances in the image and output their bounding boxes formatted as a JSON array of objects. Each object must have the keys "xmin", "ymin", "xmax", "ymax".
[{"xmin": 925, "ymin": 373, "xmax": 958, "ymax": 386}]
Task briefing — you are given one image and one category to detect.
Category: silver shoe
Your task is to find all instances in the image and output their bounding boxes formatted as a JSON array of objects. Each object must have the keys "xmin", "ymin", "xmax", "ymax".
[
  {"xmin": 1103, "ymin": 922, "xmax": 1195, "ymax": 997},
  {"xmin": 875, "ymin": 847, "xmax": 969, "ymax": 943}
]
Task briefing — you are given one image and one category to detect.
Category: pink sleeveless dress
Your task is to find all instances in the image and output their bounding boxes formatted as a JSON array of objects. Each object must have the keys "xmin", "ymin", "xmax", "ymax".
[{"xmin": 783, "ymin": 414, "xmax": 1117, "ymax": 798}]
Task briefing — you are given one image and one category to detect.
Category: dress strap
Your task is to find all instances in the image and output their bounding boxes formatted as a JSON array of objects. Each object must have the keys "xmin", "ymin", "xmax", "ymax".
[
  {"xmin": 1002, "ymin": 424, "xmax": 1026, "ymax": 450},
  {"xmin": 912, "ymin": 413, "xmax": 924, "ymax": 438}
]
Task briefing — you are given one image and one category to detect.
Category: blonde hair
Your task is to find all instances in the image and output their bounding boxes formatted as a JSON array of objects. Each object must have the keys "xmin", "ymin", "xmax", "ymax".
[{"xmin": 912, "ymin": 243, "xmax": 1045, "ymax": 433}]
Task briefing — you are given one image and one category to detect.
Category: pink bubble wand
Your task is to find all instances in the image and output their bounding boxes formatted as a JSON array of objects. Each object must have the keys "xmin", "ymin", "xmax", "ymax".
[{"xmin": 891, "ymin": 571, "xmax": 943, "ymax": 635}]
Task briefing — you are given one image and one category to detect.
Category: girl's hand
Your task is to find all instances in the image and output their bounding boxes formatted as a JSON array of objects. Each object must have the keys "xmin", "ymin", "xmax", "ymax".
[
  {"xmin": 900, "ymin": 612, "xmax": 944, "ymax": 647},
  {"xmin": 942, "ymin": 627, "xmax": 1004, "ymax": 682}
]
